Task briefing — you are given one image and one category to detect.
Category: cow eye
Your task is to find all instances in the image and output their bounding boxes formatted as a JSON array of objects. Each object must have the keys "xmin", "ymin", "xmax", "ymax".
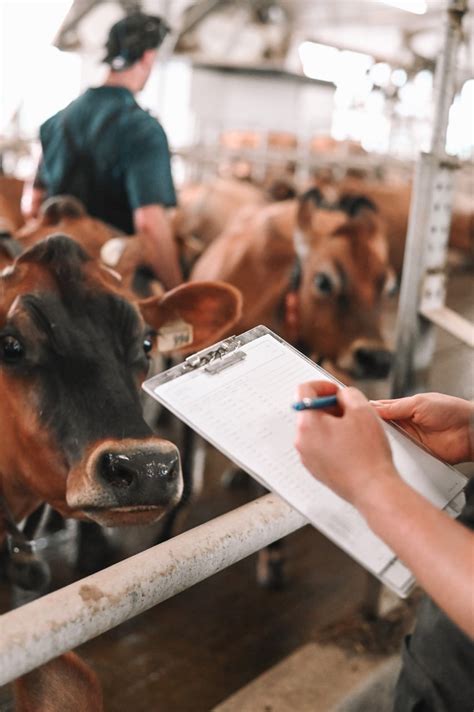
[
  {"xmin": 384, "ymin": 270, "xmax": 398, "ymax": 298},
  {"xmin": 1, "ymin": 335, "xmax": 24, "ymax": 363},
  {"xmin": 313, "ymin": 272, "xmax": 334, "ymax": 296},
  {"xmin": 143, "ymin": 335, "xmax": 154, "ymax": 355}
]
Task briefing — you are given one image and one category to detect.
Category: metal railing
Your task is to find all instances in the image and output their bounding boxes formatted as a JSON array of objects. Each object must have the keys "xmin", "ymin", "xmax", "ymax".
[
  {"xmin": 391, "ymin": 0, "xmax": 473, "ymax": 396},
  {"xmin": 0, "ymin": 494, "xmax": 306, "ymax": 686}
]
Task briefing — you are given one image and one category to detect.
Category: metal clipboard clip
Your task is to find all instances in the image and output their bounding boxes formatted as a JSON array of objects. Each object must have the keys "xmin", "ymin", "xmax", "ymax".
[{"xmin": 181, "ymin": 336, "xmax": 246, "ymax": 375}]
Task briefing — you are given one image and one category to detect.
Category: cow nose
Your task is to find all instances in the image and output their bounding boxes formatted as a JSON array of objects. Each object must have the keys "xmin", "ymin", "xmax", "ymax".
[
  {"xmin": 354, "ymin": 347, "xmax": 392, "ymax": 379},
  {"xmin": 98, "ymin": 448, "xmax": 181, "ymax": 491},
  {"xmin": 99, "ymin": 453, "xmax": 136, "ymax": 489}
]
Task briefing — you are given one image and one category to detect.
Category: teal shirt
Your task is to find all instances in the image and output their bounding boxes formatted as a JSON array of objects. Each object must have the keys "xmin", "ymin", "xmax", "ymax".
[{"xmin": 37, "ymin": 86, "xmax": 177, "ymax": 234}]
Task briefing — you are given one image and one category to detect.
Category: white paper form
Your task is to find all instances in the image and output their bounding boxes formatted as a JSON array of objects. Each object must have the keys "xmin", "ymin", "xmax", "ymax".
[{"xmin": 149, "ymin": 333, "xmax": 467, "ymax": 588}]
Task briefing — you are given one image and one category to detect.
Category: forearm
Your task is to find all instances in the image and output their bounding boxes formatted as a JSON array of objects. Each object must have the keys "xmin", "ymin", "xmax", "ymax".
[
  {"xmin": 134, "ymin": 206, "xmax": 183, "ymax": 290},
  {"xmin": 358, "ymin": 475, "xmax": 474, "ymax": 638},
  {"xmin": 25, "ymin": 186, "xmax": 45, "ymax": 220},
  {"xmin": 144, "ymin": 219, "xmax": 182, "ymax": 290}
]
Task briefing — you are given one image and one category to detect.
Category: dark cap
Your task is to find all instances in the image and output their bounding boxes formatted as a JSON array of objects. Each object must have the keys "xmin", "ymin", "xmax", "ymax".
[{"xmin": 103, "ymin": 12, "xmax": 170, "ymax": 70}]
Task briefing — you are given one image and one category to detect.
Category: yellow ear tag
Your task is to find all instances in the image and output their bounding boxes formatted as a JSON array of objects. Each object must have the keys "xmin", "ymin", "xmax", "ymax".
[
  {"xmin": 157, "ymin": 319, "xmax": 194, "ymax": 352},
  {"xmin": 100, "ymin": 237, "xmax": 127, "ymax": 267}
]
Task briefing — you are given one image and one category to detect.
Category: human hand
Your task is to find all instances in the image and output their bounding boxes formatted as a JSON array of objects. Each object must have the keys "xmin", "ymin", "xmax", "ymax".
[
  {"xmin": 294, "ymin": 380, "xmax": 398, "ymax": 509},
  {"xmin": 372, "ymin": 393, "xmax": 474, "ymax": 465}
]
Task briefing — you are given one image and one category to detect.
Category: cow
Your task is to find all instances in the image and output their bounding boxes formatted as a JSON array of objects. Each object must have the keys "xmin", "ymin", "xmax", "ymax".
[
  {"xmin": 313, "ymin": 176, "xmax": 474, "ymax": 275},
  {"xmin": 100, "ymin": 177, "xmax": 296, "ymax": 283},
  {"xmin": 16, "ymin": 195, "xmax": 117, "ymax": 260},
  {"xmin": 191, "ymin": 189, "xmax": 395, "ymax": 381},
  {"xmin": 190, "ymin": 189, "xmax": 395, "ymax": 589},
  {"xmin": 0, "ymin": 234, "xmax": 242, "ymax": 711},
  {"xmin": 170, "ymin": 178, "xmax": 267, "ymax": 266},
  {"xmin": 11, "ymin": 194, "xmax": 157, "ymax": 297}
]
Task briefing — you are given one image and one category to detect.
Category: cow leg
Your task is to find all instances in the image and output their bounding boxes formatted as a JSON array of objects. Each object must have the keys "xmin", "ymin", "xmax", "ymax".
[
  {"xmin": 222, "ymin": 472, "xmax": 287, "ymax": 588},
  {"xmin": 14, "ymin": 652, "xmax": 103, "ymax": 712},
  {"xmin": 221, "ymin": 465, "xmax": 252, "ymax": 489},
  {"xmin": 252, "ymin": 481, "xmax": 287, "ymax": 590},
  {"xmin": 256, "ymin": 538, "xmax": 286, "ymax": 590}
]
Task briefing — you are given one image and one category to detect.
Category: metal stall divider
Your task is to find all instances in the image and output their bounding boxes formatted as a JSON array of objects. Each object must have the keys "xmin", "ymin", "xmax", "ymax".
[{"xmin": 391, "ymin": 0, "xmax": 473, "ymax": 398}]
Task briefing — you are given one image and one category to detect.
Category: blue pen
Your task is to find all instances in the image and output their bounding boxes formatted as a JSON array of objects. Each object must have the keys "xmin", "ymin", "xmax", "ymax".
[{"xmin": 292, "ymin": 395, "xmax": 338, "ymax": 411}]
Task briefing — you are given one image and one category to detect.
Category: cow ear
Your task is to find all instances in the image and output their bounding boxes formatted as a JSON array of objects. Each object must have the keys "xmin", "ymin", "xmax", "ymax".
[
  {"xmin": 137, "ymin": 281, "xmax": 243, "ymax": 354},
  {"xmin": 40, "ymin": 196, "xmax": 86, "ymax": 225}
]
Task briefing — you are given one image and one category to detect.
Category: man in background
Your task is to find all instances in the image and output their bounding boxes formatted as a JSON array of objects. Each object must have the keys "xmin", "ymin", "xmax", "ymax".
[{"xmin": 29, "ymin": 11, "xmax": 182, "ymax": 289}]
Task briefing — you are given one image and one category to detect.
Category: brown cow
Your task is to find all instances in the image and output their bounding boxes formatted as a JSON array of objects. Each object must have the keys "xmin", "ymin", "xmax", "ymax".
[
  {"xmin": 16, "ymin": 195, "xmax": 117, "ymax": 259},
  {"xmin": 171, "ymin": 179, "xmax": 267, "ymax": 261},
  {"xmin": 0, "ymin": 234, "xmax": 241, "ymax": 711},
  {"xmin": 171, "ymin": 177, "xmax": 299, "ymax": 274},
  {"xmin": 99, "ymin": 176, "xmax": 295, "ymax": 285},
  {"xmin": 7, "ymin": 195, "xmax": 161, "ymax": 297},
  {"xmin": 314, "ymin": 177, "xmax": 474, "ymax": 275},
  {"xmin": 191, "ymin": 190, "xmax": 395, "ymax": 380}
]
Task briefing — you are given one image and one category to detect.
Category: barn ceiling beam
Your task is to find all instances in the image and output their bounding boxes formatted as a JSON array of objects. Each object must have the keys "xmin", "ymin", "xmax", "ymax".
[
  {"xmin": 177, "ymin": 0, "xmax": 229, "ymax": 38},
  {"xmin": 54, "ymin": 0, "xmax": 145, "ymax": 51}
]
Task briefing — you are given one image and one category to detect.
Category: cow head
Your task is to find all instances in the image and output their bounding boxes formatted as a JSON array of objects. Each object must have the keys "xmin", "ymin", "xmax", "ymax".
[
  {"xmin": 0, "ymin": 235, "xmax": 242, "ymax": 531},
  {"xmin": 291, "ymin": 190, "xmax": 395, "ymax": 379},
  {"xmin": 16, "ymin": 196, "xmax": 116, "ymax": 259}
]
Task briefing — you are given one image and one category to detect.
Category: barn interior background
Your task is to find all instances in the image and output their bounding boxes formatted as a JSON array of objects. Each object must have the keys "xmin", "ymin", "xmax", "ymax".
[
  {"xmin": 1, "ymin": 0, "xmax": 473, "ymax": 184},
  {"xmin": 0, "ymin": 1, "xmax": 473, "ymax": 711}
]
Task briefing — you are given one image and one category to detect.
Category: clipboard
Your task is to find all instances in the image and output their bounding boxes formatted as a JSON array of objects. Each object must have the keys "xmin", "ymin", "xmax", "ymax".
[{"xmin": 143, "ymin": 326, "xmax": 467, "ymax": 597}]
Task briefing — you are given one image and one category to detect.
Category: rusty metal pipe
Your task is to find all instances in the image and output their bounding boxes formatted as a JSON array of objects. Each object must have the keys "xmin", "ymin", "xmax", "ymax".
[{"xmin": 0, "ymin": 494, "xmax": 306, "ymax": 685}]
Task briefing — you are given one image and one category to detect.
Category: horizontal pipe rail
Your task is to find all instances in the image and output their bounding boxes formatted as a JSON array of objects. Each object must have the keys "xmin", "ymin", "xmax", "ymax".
[
  {"xmin": 419, "ymin": 306, "xmax": 474, "ymax": 348},
  {"xmin": 0, "ymin": 494, "xmax": 306, "ymax": 686}
]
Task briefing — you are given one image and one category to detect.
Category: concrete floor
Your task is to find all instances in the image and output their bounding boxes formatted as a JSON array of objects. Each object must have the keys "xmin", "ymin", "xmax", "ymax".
[{"xmin": 0, "ymin": 268, "xmax": 472, "ymax": 712}]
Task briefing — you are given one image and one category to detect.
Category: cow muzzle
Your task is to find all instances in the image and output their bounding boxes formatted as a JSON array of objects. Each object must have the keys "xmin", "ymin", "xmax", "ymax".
[
  {"xmin": 337, "ymin": 340, "xmax": 393, "ymax": 380},
  {"xmin": 66, "ymin": 439, "xmax": 183, "ymax": 526}
]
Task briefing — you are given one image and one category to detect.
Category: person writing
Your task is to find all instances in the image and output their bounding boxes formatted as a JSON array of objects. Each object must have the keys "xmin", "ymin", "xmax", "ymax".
[
  {"xmin": 294, "ymin": 382, "xmax": 474, "ymax": 711},
  {"xmin": 29, "ymin": 12, "xmax": 182, "ymax": 290}
]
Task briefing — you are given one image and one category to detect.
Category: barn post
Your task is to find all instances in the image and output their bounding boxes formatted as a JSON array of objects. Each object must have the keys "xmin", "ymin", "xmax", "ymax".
[{"xmin": 390, "ymin": 0, "xmax": 470, "ymax": 398}]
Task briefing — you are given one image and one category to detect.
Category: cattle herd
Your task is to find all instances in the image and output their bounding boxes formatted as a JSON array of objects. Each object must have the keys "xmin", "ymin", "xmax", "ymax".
[{"xmin": 0, "ymin": 171, "xmax": 472, "ymax": 710}]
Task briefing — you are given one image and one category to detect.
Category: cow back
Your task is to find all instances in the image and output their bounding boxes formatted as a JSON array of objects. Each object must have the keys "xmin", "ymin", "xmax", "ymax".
[{"xmin": 0, "ymin": 175, "xmax": 25, "ymax": 231}]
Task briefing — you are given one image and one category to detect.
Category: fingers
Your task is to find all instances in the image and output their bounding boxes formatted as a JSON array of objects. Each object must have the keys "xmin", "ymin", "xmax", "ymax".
[
  {"xmin": 371, "ymin": 397, "xmax": 415, "ymax": 421},
  {"xmin": 339, "ymin": 387, "xmax": 369, "ymax": 409},
  {"xmin": 296, "ymin": 380, "xmax": 338, "ymax": 401},
  {"xmin": 295, "ymin": 383, "xmax": 371, "ymax": 419},
  {"xmin": 295, "ymin": 380, "xmax": 343, "ymax": 419}
]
